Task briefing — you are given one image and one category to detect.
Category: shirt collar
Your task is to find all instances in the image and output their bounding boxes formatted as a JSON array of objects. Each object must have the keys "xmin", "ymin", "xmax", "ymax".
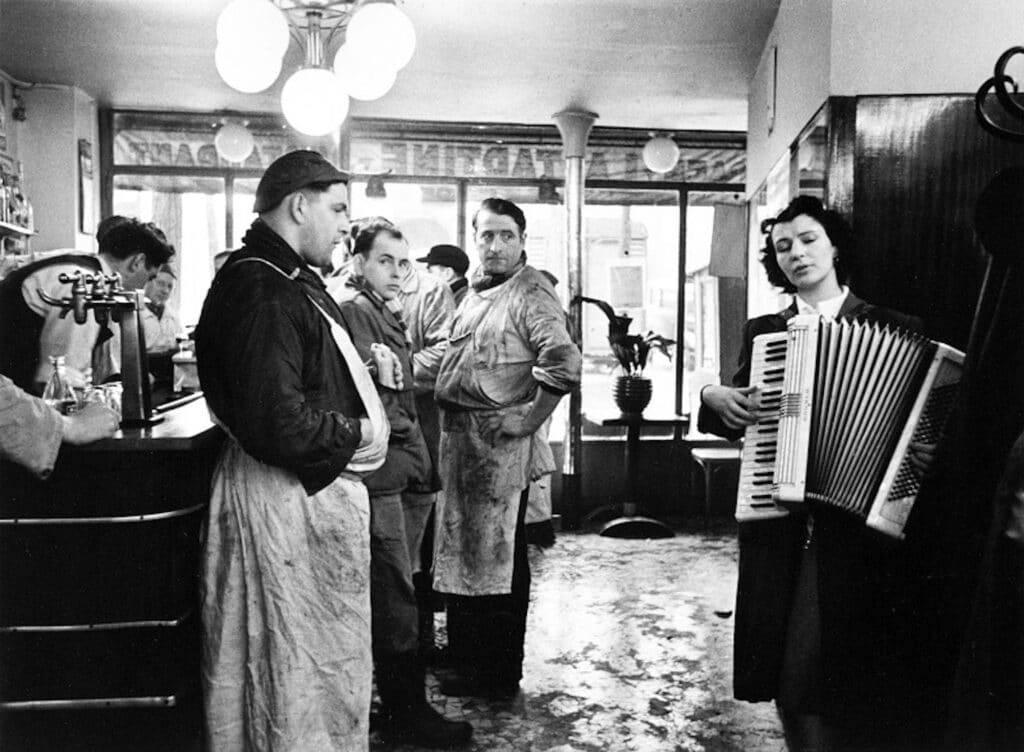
[{"xmin": 795, "ymin": 286, "xmax": 849, "ymax": 319}]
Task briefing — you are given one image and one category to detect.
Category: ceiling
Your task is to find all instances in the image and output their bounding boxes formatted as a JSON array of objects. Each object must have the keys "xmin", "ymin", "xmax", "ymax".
[{"xmin": 0, "ymin": 0, "xmax": 780, "ymax": 133}]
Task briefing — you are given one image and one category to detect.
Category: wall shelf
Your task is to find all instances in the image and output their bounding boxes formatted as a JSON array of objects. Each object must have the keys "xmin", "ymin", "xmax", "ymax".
[{"xmin": 0, "ymin": 220, "xmax": 35, "ymax": 238}]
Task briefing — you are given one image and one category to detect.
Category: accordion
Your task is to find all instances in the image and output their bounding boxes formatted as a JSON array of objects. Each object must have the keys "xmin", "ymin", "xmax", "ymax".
[{"xmin": 735, "ymin": 314, "xmax": 963, "ymax": 539}]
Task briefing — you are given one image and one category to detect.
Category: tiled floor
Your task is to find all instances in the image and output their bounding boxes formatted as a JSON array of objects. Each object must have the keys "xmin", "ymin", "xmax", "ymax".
[
  {"xmin": 372, "ymin": 524, "xmax": 785, "ymax": 752},
  {"xmin": 0, "ymin": 524, "xmax": 785, "ymax": 751}
]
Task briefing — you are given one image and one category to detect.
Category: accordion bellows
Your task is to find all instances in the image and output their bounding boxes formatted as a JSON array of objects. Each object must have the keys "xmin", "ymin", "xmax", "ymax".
[{"xmin": 736, "ymin": 314, "xmax": 964, "ymax": 539}]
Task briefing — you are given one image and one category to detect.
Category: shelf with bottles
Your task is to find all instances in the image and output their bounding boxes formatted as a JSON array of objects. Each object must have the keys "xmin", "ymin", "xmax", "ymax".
[
  {"xmin": 0, "ymin": 218, "xmax": 35, "ymax": 237},
  {"xmin": 0, "ymin": 156, "xmax": 35, "ymax": 259}
]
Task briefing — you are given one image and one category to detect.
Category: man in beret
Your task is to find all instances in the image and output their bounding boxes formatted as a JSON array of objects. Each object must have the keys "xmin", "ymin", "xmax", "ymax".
[
  {"xmin": 418, "ymin": 243, "xmax": 470, "ymax": 307},
  {"xmin": 196, "ymin": 150, "xmax": 391, "ymax": 751}
]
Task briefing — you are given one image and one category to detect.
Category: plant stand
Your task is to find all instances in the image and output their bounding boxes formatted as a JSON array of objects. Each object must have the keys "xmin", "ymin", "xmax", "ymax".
[{"xmin": 596, "ymin": 414, "xmax": 689, "ymax": 539}]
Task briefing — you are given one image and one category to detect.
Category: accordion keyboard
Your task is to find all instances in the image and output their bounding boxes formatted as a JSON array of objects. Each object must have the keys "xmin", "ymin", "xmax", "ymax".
[{"xmin": 735, "ymin": 331, "xmax": 790, "ymax": 522}]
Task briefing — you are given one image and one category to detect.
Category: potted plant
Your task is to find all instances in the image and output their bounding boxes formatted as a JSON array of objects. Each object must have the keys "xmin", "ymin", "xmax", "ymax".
[{"xmin": 575, "ymin": 296, "xmax": 676, "ymax": 416}]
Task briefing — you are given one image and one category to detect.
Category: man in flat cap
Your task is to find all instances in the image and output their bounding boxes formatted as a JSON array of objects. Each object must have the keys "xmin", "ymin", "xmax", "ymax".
[
  {"xmin": 418, "ymin": 243, "xmax": 470, "ymax": 307},
  {"xmin": 196, "ymin": 150, "xmax": 391, "ymax": 751}
]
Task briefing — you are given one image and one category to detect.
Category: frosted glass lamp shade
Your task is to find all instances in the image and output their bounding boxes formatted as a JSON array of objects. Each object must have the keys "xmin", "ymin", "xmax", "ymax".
[
  {"xmin": 216, "ymin": 0, "xmax": 290, "ymax": 58},
  {"xmin": 214, "ymin": 123, "xmax": 255, "ymax": 163},
  {"xmin": 281, "ymin": 68, "xmax": 350, "ymax": 136},
  {"xmin": 642, "ymin": 136, "xmax": 680, "ymax": 174},
  {"xmin": 215, "ymin": 42, "xmax": 282, "ymax": 93},
  {"xmin": 333, "ymin": 43, "xmax": 397, "ymax": 101},
  {"xmin": 346, "ymin": 2, "xmax": 416, "ymax": 71}
]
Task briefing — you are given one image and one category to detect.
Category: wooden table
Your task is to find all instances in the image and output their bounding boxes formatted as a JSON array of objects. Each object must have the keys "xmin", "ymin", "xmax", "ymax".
[{"xmin": 597, "ymin": 413, "xmax": 690, "ymax": 539}]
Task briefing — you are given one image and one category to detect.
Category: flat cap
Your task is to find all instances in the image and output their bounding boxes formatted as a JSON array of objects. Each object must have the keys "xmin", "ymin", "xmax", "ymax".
[
  {"xmin": 416, "ymin": 244, "xmax": 469, "ymax": 276},
  {"xmin": 253, "ymin": 150, "xmax": 350, "ymax": 213}
]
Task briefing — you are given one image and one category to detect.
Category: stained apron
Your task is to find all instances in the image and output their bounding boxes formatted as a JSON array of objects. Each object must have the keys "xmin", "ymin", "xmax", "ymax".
[
  {"xmin": 201, "ymin": 264, "xmax": 389, "ymax": 751},
  {"xmin": 433, "ymin": 403, "xmax": 533, "ymax": 596}
]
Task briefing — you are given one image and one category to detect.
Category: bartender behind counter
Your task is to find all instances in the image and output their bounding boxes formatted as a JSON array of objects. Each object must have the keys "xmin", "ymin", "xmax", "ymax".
[{"xmin": 0, "ymin": 218, "xmax": 174, "ymax": 394}]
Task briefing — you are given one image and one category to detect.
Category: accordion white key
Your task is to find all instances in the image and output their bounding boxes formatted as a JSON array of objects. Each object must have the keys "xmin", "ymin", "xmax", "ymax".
[{"xmin": 735, "ymin": 314, "xmax": 964, "ymax": 539}]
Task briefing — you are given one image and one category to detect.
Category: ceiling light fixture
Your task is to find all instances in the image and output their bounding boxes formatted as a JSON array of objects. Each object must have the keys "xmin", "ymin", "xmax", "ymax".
[
  {"xmin": 215, "ymin": 0, "xmax": 416, "ymax": 137},
  {"xmin": 214, "ymin": 121, "xmax": 256, "ymax": 163},
  {"xmin": 642, "ymin": 134, "xmax": 680, "ymax": 174}
]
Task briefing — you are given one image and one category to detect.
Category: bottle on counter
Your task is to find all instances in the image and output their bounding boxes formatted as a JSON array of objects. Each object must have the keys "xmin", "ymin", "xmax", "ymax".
[
  {"xmin": 42, "ymin": 355, "xmax": 78, "ymax": 415},
  {"xmin": 171, "ymin": 335, "xmax": 199, "ymax": 393}
]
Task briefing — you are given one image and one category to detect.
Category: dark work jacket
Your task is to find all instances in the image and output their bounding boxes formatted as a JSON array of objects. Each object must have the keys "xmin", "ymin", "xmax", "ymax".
[
  {"xmin": 0, "ymin": 253, "xmax": 101, "ymax": 392},
  {"xmin": 698, "ymin": 293, "xmax": 925, "ymax": 716},
  {"xmin": 335, "ymin": 280, "xmax": 436, "ymax": 496},
  {"xmin": 195, "ymin": 219, "xmax": 364, "ymax": 496}
]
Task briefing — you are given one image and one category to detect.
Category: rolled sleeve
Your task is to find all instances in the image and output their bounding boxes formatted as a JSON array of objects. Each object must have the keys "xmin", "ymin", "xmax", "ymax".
[
  {"xmin": 0, "ymin": 374, "xmax": 63, "ymax": 478},
  {"xmin": 520, "ymin": 287, "xmax": 580, "ymax": 395}
]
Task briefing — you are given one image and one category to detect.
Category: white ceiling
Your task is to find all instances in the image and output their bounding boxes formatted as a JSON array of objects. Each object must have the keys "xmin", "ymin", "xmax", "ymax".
[{"xmin": 0, "ymin": 0, "xmax": 780, "ymax": 132}]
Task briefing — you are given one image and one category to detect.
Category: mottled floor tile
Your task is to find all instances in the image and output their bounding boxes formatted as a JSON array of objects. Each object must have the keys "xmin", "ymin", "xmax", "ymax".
[{"xmin": 371, "ymin": 524, "xmax": 785, "ymax": 752}]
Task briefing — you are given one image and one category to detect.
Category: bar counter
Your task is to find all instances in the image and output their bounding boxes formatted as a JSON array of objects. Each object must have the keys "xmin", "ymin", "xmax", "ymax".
[{"xmin": 0, "ymin": 397, "xmax": 223, "ymax": 750}]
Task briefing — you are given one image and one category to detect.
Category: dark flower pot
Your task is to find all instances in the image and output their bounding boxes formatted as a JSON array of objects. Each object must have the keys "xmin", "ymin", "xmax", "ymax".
[{"xmin": 613, "ymin": 375, "xmax": 652, "ymax": 416}]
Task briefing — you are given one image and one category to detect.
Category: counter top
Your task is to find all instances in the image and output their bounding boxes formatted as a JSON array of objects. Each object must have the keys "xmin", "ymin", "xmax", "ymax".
[{"xmin": 72, "ymin": 395, "xmax": 222, "ymax": 453}]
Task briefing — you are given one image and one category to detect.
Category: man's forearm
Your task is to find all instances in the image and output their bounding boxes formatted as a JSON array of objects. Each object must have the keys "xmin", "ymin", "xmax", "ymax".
[{"xmin": 521, "ymin": 386, "xmax": 564, "ymax": 436}]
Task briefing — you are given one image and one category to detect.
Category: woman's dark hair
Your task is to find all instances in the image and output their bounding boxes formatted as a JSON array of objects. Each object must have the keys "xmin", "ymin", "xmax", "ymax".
[
  {"xmin": 472, "ymin": 197, "xmax": 526, "ymax": 236},
  {"xmin": 758, "ymin": 195, "xmax": 852, "ymax": 293},
  {"xmin": 350, "ymin": 216, "xmax": 404, "ymax": 257}
]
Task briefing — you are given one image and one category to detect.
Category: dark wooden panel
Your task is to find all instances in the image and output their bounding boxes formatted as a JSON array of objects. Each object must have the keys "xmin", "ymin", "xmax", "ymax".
[{"xmin": 851, "ymin": 95, "xmax": 1024, "ymax": 349}]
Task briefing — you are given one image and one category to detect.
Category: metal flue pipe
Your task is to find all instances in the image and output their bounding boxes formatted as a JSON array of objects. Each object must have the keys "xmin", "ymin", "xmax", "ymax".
[{"xmin": 552, "ymin": 108, "xmax": 596, "ymax": 528}]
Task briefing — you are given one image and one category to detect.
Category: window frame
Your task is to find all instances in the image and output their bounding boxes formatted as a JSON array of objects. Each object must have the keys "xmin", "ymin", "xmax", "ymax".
[{"xmin": 102, "ymin": 110, "xmax": 745, "ymax": 415}]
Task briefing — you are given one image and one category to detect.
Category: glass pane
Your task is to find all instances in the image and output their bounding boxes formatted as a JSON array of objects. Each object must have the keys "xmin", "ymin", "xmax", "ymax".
[
  {"xmin": 682, "ymin": 191, "xmax": 745, "ymax": 417},
  {"xmin": 747, "ymin": 152, "xmax": 792, "ymax": 318},
  {"xmin": 348, "ymin": 180, "xmax": 459, "ymax": 257},
  {"xmin": 232, "ymin": 178, "xmax": 260, "ymax": 248},
  {"xmin": 350, "ymin": 133, "xmax": 744, "ymax": 182},
  {"xmin": 579, "ymin": 190, "xmax": 680, "ymax": 427},
  {"xmin": 113, "ymin": 174, "xmax": 226, "ymax": 327}
]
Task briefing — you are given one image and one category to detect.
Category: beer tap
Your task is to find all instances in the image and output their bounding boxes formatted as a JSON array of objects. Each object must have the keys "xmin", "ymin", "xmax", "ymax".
[{"xmin": 37, "ymin": 270, "xmax": 162, "ymax": 427}]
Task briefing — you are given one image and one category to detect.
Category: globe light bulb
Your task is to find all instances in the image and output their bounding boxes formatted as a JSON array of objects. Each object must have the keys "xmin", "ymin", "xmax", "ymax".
[
  {"xmin": 214, "ymin": 123, "xmax": 255, "ymax": 163},
  {"xmin": 281, "ymin": 68, "xmax": 350, "ymax": 136},
  {"xmin": 333, "ymin": 43, "xmax": 397, "ymax": 101},
  {"xmin": 642, "ymin": 136, "xmax": 680, "ymax": 174},
  {"xmin": 216, "ymin": 0, "xmax": 290, "ymax": 59},
  {"xmin": 346, "ymin": 2, "xmax": 416, "ymax": 71},
  {"xmin": 215, "ymin": 42, "xmax": 282, "ymax": 94}
]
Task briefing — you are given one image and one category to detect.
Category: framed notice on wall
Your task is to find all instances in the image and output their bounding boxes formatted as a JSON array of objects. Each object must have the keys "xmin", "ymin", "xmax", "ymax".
[{"xmin": 78, "ymin": 138, "xmax": 94, "ymax": 234}]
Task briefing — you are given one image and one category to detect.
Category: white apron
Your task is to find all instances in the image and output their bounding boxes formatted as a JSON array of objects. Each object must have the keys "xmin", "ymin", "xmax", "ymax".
[
  {"xmin": 433, "ymin": 403, "xmax": 533, "ymax": 596},
  {"xmin": 202, "ymin": 259, "xmax": 388, "ymax": 752}
]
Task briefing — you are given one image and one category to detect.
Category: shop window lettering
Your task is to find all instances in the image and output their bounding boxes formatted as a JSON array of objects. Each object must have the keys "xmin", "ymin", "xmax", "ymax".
[{"xmin": 352, "ymin": 139, "xmax": 743, "ymax": 183}]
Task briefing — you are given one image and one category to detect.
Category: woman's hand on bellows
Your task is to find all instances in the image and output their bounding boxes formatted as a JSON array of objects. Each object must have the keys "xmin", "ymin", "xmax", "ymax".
[
  {"xmin": 701, "ymin": 384, "xmax": 761, "ymax": 430},
  {"xmin": 908, "ymin": 441, "xmax": 937, "ymax": 477}
]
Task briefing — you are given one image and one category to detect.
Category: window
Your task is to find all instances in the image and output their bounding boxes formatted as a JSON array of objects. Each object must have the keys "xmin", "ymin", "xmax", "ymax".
[
  {"xmin": 347, "ymin": 179, "xmax": 459, "ymax": 255},
  {"xmin": 106, "ymin": 114, "xmax": 746, "ymax": 431},
  {"xmin": 106, "ymin": 110, "xmax": 338, "ymax": 326},
  {"xmin": 112, "ymin": 174, "xmax": 225, "ymax": 326}
]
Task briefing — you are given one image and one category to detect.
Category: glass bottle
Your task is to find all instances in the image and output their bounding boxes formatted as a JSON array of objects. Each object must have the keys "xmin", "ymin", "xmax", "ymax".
[{"xmin": 42, "ymin": 355, "xmax": 78, "ymax": 415}]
